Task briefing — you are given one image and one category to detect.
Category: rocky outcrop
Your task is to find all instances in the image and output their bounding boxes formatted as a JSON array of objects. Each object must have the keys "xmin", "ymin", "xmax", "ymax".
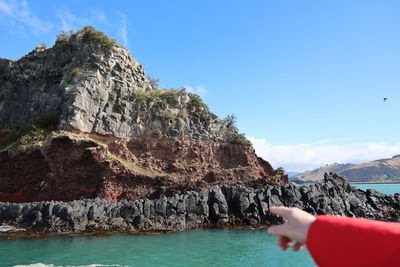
[
  {"xmin": 0, "ymin": 173, "xmax": 398, "ymax": 234},
  {"xmin": 0, "ymin": 27, "xmax": 242, "ymax": 143},
  {"xmin": 0, "ymin": 132, "xmax": 284, "ymax": 203},
  {"xmin": 0, "ymin": 27, "xmax": 284, "ymax": 208}
]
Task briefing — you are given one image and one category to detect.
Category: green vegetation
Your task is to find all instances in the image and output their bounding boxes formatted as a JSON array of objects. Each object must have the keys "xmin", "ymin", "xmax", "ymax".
[
  {"xmin": 56, "ymin": 29, "xmax": 74, "ymax": 43},
  {"xmin": 131, "ymin": 89, "xmax": 160, "ymax": 103},
  {"xmin": 55, "ymin": 29, "xmax": 75, "ymax": 49},
  {"xmin": 227, "ymin": 132, "xmax": 252, "ymax": 146},
  {"xmin": 155, "ymin": 110, "xmax": 177, "ymax": 123},
  {"xmin": 132, "ymin": 88, "xmax": 185, "ymax": 107},
  {"xmin": 0, "ymin": 115, "xmax": 59, "ymax": 151},
  {"xmin": 69, "ymin": 66, "xmax": 83, "ymax": 80},
  {"xmin": 80, "ymin": 26, "xmax": 116, "ymax": 49},
  {"xmin": 188, "ymin": 93, "xmax": 209, "ymax": 110},
  {"xmin": 56, "ymin": 26, "xmax": 116, "ymax": 50},
  {"xmin": 18, "ymin": 126, "xmax": 46, "ymax": 147},
  {"xmin": 131, "ymin": 88, "xmax": 212, "ymax": 124}
]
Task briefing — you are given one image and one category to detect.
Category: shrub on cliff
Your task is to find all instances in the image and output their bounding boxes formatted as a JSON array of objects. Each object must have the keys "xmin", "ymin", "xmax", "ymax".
[
  {"xmin": 188, "ymin": 93, "xmax": 209, "ymax": 111},
  {"xmin": 227, "ymin": 132, "xmax": 252, "ymax": 146},
  {"xmin": 55, "ymin": 29, "xmax": 74, "ymax": 48},
  {"xmin": 80, "ymin": 26, "xmax": 116, "ymax": 49},
  {"xmin": 18, "ymin": 126, "xmax": 46, "ymax": 147},
  {"xmin": 224, "ymin": 114, "xmax": 237, "ymax": 128},
  {"xmin": 131, "ymin": 88, "xmax": 187, "ymax": 109},
  {"xmin": 55, "ymin": 26, "xmax": 116, "ymax": 50},
  {"xmin": 69, "ymin": 66, "xmax": 83, "ymax": 80},
  {"xmin": 0, "ymin": 115, "xmax": 58, "ymax": 151}
]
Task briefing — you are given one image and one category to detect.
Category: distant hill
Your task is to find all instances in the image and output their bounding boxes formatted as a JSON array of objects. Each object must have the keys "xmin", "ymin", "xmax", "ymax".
[
  {"xmin": 292, "ymin": 163, "xmax": 354, "ymax": 182},
  {"xmin": 293, "ymin": 155, "xmax": 400, "ymax": 183},
  {"xmin": 287, "ymin": 171, "xmax": 303, "ymax": 178}
]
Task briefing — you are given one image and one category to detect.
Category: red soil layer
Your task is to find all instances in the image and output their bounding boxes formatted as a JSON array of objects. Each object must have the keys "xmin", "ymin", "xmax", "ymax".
[{"xmin": 0, "ymin": 132, "xmax": 287, "ymax": 202}]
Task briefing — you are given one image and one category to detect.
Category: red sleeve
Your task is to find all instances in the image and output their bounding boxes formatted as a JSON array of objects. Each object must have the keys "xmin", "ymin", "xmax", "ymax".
[{"xmin": 306, "ymin": 215, "xmax": 400, "ymax": 267}]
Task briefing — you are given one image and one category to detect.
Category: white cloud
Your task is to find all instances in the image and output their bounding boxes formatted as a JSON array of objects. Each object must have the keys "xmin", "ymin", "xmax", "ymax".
[
  {"xmin": 0, "ymin": 0, "xmax": 52, "ymax": 35},
  {"xmin": 117, "ymin": 12, "xmax": 128, "ymax": 46},
  {"xmin": 248, "ymin": 137, "xmax": 400, "ymax": 172},
  {"xmin": 56, "ymin": 7, "xmax": 108, "ymax": 31},
  {"xmin": 185, "ymin": 85, "xmax": 208, "ymax": 97},
  {"xmin": 90, "ymin": 8, "xmax": 108, "ymax": 24},
  {"xmin": 315, "ymin": 139, "xmax": 333, "ymax": 144}
]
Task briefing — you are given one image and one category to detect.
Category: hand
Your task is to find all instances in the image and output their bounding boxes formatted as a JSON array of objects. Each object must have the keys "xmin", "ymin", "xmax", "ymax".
[{"xmin": 267, "ymin": 206, "xmax": 316, "ymax": 251}]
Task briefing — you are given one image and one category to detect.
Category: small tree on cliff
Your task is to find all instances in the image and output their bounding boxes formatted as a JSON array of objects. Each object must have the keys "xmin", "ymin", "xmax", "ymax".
[
  {"xmin": 147, "ymin": 75, "xmax": 159, "ymax": 89},
  {"xmin": 224, "ymin": 114, "xmax": 237, "ymax": 129}
]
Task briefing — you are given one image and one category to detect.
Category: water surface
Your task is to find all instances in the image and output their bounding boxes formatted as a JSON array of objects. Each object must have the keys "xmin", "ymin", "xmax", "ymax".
[
  {"xmin": 4, "ymin": 183, "xmax": 400, "ymax": 267},
  {"xmin": 0, "ymin": 229, "xmax": 316, "ymax": 267},
  {"xmin": 353, "ymin": 183, "xmax": 400, "ymax": 195}
]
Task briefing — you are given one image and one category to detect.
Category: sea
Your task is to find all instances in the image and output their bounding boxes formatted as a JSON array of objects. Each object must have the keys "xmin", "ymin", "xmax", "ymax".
[{"xmin": 1, "ymin": 184, "xmax": 399, "ymax": 267}]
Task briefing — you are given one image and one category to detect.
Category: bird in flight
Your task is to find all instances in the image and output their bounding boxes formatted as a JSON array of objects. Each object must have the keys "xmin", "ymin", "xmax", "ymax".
[{"xmin": 384, "ymin": 98, "xmax": 388, "ymax": 102}]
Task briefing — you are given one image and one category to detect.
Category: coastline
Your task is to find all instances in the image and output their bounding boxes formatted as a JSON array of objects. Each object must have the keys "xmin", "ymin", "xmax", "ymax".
[
  {"xmin": 0, "ymin": 223, "xmax": 271, "ymax": 240},
  {"xmin": 1, "ymin": 174, "xmax": 399, "ymax": 238},
  {"xmin": 350, "ymin": 182, "xmax": 400, "ymax": 184}
]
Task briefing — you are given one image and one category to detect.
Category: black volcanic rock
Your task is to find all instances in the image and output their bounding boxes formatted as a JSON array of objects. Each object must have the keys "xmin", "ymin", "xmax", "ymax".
[{"xmin": 0, "ymin": 173, "xmax": 398, "ymax": 234}]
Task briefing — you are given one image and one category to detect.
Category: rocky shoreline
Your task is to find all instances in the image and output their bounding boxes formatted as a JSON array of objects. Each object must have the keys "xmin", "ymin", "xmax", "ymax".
[{"xmin": 0, "ymin": 173, "xmax": 398, "ymax": 238}]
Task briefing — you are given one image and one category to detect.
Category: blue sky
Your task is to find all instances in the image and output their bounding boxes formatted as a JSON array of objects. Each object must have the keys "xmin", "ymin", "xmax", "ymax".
[{"xmin": 1, "ymin": 0, "xmax": 399, "ymax": 171}]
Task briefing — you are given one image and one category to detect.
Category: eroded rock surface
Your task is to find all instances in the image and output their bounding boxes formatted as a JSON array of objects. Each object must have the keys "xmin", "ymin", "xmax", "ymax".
[
  {"xmin": 0, "ymin": 173, "xmax": 398, "ymax": 234},
  {"xmin": 0, "ymin": 133, "xmax": 284, "ymax": 202},
  {"xmin": 0, "ymin": 28, "xmax": 242, "ymax": 142}
]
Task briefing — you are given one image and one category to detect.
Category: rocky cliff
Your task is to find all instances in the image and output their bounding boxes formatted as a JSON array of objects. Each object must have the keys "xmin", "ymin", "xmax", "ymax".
[
  {"xmin": 0, "ymin": 132, "xmax": 280, "ymax": 203},
  {"xmin": 0, "ymin": 26, "xmax": 287, "ymax": 205},
  {"xmin": 0, "ymin": 26, "xmax": 242, "ymax": 143},
  {"xmin": 0, "ymin": 173, "xmax": 398, "ymax": 235}
]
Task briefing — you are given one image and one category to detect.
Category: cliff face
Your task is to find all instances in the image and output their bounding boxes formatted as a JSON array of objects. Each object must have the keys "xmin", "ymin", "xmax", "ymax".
[
  {"xmin": 0, "ymin": 27, "xmax": 287, "ymax": 205},
  {"xmin": 0, "ymin": 27, "xmax": 237, "ymax": 142},
  {"xmin": 0, "ymin": 132, "xmax": 283, "ymax": 203}
]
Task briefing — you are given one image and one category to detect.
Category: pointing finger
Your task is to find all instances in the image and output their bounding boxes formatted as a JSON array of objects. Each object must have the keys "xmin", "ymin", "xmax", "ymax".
[{"xmin": 269, "ymin": 206, "xmax": 292, "ymax": 218}]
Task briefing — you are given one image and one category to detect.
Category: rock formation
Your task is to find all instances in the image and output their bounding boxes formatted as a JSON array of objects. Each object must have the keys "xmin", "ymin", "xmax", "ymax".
[
  {"xmin": 0, "ymin": 132, "xmax": 279, "ymax": 203},
  {"xmin": 1, "ymin": 27, "xmax": 398, "ymax": 236},
  {"xmin": 0, "ymin": 173, "xmax": 398, "ymax": 234},
  {"xmin": 0, "ymin": 26, "xmax": 244, "ymax": 143},
  {"xmin": 0, "ymin": 26, "xmax": 286, "ymax": 207}
]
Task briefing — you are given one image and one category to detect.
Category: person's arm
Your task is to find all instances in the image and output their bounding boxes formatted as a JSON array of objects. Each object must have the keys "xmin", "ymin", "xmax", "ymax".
[
  {"xmin": 307, "ymin": 215, "xmax": 400, "ymax": 267},
  {"xmin": 268, "ymin": 206, "xmax": 400, "ymax": 267}
]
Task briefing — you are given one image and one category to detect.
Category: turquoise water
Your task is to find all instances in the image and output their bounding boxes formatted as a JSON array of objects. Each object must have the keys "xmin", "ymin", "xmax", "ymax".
[
  {"xmin": 0, "ymin": 229, "xmax": 315, "ymax": 267},
  {"xmin": 353, "ymin": 183, "xmax": 400, "ymax": 195},
  {"xmin": 2, "ymin": 183, "xmax": 399, "ymax": 267}
]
